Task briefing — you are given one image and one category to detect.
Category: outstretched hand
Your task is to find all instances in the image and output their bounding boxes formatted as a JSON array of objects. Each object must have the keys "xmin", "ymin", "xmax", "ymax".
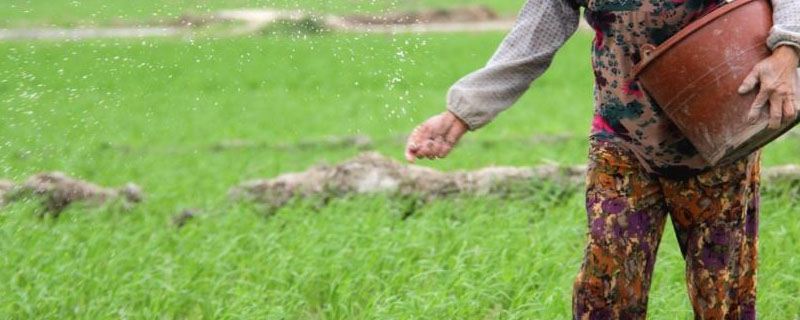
[
  {"xmin": 738, "ymin": 46, "xmax": 800, "ymax": 129},
  {"xmin": 404, "ymin": 111, "xmax": 469, "ymax": 163}
]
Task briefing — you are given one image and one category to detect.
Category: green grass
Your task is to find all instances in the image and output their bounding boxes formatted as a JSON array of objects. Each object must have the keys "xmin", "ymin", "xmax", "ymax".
[
  {"xmin": 1, "ymin": 32, "xmax": 799, "ymax": 318},
  {"xmin": 1, "ymin": 0, "xmax": 527, "ymax": 28}
]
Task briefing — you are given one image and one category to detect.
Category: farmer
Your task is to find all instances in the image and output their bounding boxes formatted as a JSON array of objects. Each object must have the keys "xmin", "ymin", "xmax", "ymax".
[{"xmin": 404, "ymin": 0, "xmax": 800, "ymax": 318}]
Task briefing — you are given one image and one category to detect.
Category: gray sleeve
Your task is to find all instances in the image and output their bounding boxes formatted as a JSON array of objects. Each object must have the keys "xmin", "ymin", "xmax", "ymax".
[
  {"xmin": 768, "ymin": 0, "xmax": 800, "ymax": 52},
  {"xmin": 445, "ymin": 0, "xmax": 580, "ymax": 130}
]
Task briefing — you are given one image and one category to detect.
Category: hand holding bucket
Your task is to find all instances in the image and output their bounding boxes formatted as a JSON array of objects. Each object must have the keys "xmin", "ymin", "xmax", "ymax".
[{"xmin": 632, "ymin": 0, "xmax": 800, "ymax": 166}]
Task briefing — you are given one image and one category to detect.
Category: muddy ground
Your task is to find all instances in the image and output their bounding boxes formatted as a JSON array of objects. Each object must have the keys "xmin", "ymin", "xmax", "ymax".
[
  {"xmin": 1, "ymin": 172, "xmax": 143, "ymax": 216},
  {"xmin": 229, "ymin": 151, "xmax": 587, "ymax": 209},
  {"xmin": 0, "ymin": 6, "xmax": 525, "ymax": 40},
  {"xmin": 230, "ymin": 152, "xmax": 800, "ymax": 209},
  {"xmin": 2, "ymin": 154, "xmax": 798, "ymax": 215}
]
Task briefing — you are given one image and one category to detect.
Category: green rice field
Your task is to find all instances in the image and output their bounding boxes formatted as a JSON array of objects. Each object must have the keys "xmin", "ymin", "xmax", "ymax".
[{"xmin": 1, "ymin": 3, "xmax": 799, "ymax": 318}]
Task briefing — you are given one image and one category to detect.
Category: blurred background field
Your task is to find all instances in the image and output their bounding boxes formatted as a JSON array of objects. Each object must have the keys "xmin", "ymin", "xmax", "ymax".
[
  {"xmin": 1, "ymin": 0, "xmax": 527, "ymax": 27},
  {"xmin": 1, "ymin": 1, "xmax": 799, "ymax": 319}
]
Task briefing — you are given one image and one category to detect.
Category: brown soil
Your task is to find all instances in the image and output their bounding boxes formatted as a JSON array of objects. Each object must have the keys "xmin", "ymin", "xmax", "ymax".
[
  {"xmin": 211, "ymin": 134, "xmax": 374, "ymax": 152},
  {"xmin": 0, "ymin": 180, "xmax": 14, "ymax": 207},
  {"xmin": 0, "ymin": 28, "xmax": 183, "ymax": 41},
  {"xmin": 229, "ymin": 152, "xmax": 586, "ymax": 208},
  {"xmin": 0, "ymin": 5, "xmax": 594, "ymax": 40},
  {"xmin": 762, "ymin": 164, "xmax": 800, "ymax": 182},
  {"xmin": 173, "ymin": 208, "xmax": 200, "ymax": 228},
  {"xmin": 343, "ymin": 6, "xmax": 499, "ymax": 25},
  {"xmin": 4, "ymin": 172, "xmax": 143, "ymax": 216},
  {"xmin": 230, "ymin": 152, "xmax": 800, "ymax": 209}
]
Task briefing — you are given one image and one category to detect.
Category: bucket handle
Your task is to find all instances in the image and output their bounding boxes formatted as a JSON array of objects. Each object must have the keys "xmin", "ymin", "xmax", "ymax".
[
  {"xmin": 633, "ymin": 0, "xmax": 743, "ymax": 78},
  {"xmin": 633, "ymin": 43, "xmax": 659, "ymax": 77},
  {"xmin": 641, "ymin": 43, "xmax": 657, "ymax": 60},
  {"xmin": 637, "ymin": 0, "xmax": 739, "ymax": 65}
]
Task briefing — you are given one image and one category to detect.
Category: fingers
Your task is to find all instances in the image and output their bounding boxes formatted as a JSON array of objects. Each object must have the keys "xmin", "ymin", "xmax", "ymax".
[
  {"xmin": 405, "ymin": 144, "xmax": 416, "ymax": 163},
  {"xmin": 420, "ymin": 139, "xmax": 453, "ymax": 159},
  {"xmin": 405, "ymin": 137, "xmax": 454, "ymax": 161},
  {"xmin": 783, "ymin": 94, "xmax": 797, "ymax": 124},
  {"xmin": 739, "ymin": 67, "xmax": 761, "ymax": 94},
  {"xmin": 407, "ymin": 138, "xmax": 431, "ymax": 161},
  {"xmin": 404, "ymin": 127, "xmax": 423, "ymax": 163},
  {"xmin": 405, "ymin": 139, "xmax": 423, "ymax": 163},
  {"xmin": 768, "ymin": 94, "xmax": 784, "ymax": 129},
  {"xmin": 748, "ymin": 90, "xmax": 770, "ymax": 124},
  {"xmin": 404, "ymin": 112, "xmax": 466, "ymax": 162},
  {"xmin": 418, "ymin": 140, "xmax": 436, "ymax": 160},
  {"xmin": 432, "ymin": 137, "xmax": 453, "ymax": 158}
]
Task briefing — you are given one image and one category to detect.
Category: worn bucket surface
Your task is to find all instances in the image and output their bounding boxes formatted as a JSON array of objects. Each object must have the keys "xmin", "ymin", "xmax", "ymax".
[{"xmin": 632, "ymin": 0, "xmax": 800, "ymax": 166}]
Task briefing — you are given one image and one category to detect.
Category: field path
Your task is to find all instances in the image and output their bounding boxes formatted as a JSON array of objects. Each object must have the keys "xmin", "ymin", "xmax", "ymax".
[
  {"xmin": 0, "ymin": 8, "xmax": 592, "ymax": 40},
  {"xmin": 0, "ymin": 27, "xmax": 182, "ymax": 40}
]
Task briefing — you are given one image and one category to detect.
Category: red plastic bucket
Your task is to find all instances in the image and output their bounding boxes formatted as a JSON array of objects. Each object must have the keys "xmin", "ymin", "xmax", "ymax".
[{"xmin": 632, "ymin": 0, "xmax": 800, "ymax": 165}]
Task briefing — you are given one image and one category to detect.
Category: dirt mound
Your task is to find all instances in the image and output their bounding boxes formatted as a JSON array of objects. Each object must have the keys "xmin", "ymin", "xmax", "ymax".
[
  {"xmin": 4, "ymin": 172, "xmax": 143, "ymax": 216},
  {"xmin": 0, "ymin": 6, "xmax": 513, "ymax": 41},
  {"xmin": 230, "ymin": 152, "xmax": 800, "ymax": 209},
  {"xmin": 0, "ymin": 180, "xmax": 14, "ymax": 207},
  {"xmin": 763, "ymin": 164, "xmax": 800, "ymax": 182},
  {"xmin": 211, "ymin": 134, "xmax": 373, "ymax": 152},
  {"xmin": 229, "ymin": 152, "xmax": 586, "ymax": 208},
  {"xmin": 173, "ymin": 208, "xmax": 200, "ymax": 228},
  {"xmin": 209, "ymin": 6, "xmax": 508, "ymax": 36},
  {"xmin": 344, "ymin": 6, "xmax": 499, "ymax": 25}
]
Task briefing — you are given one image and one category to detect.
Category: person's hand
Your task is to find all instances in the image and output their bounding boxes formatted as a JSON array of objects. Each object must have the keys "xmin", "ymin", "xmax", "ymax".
[
  {"xmin": 404, "ymin": 110, "xmax": 469, "ymax": 163},
  {"xmin": 738, "ymin": 45, "xmax": 800, "ymax": 129}
]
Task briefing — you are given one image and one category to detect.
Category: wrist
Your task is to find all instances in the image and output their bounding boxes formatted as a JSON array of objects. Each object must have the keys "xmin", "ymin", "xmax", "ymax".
[
  {"xmin": 445, "ymin": 110, "xmax": 470, "ymax": 132},
  {"xmin": 774, "ymin": 45, "xmax": 800, "ymax": 68}
]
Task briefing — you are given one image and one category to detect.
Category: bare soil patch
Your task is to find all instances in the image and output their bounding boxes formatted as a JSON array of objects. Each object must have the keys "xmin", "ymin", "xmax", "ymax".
[
  {"xmin": 230, "ymin": 152, "xmax": 800, "ymax": 209},
  {"xmin": 229, "ymin": 152, "xmax": 587, "ymax": 209},
  {"xmin": 0, "ymin": 27, "xmax": 183, "ymax": 41},
  {"xmin": 0, "ymin": 180, "xmax": 14, "ymax": 207},
  {"xmin": 172, "ymin": 208, "xmax": 200, "ymax": 228},
  {"xmin": 2, "ymin": 172, "xmax": 143, "ymax": 216},
  {"xmin": 211, "ymin": 134, "xmax": 374, "ymax": 152},
  {"xmin": 0, "ymin": 6, "xmax": 521, "ymax": 40},
  {"xmin": 341, "ymin": 6, "xmax": 499, "ymax": 25}
]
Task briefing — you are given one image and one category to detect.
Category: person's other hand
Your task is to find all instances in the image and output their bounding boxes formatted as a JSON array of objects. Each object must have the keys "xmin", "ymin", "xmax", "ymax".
[
  {"xmin": 404, "ymin": 111, "xmax": 469, "ymax": 163},
  {"xmin": 739, "ymin": 45, "xmax": 800, "ymax": 129}
]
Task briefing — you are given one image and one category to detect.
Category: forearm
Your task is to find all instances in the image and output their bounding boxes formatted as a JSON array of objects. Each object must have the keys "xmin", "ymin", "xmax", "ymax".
[
  {"xmin": 446, "ymin": 0, "xmax": 580, "ymax": 130},
  {"xmin": 769, "ymin": 0, "xmax": 800, "ymax": 54}
]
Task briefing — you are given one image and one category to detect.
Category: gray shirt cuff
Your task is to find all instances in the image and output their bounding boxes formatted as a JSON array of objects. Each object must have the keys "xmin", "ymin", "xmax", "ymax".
[
  {"xmin": 769, "ymin": 0, "xmax": 800, "ymax": 51},
  {"xmin": 768, "ymin": 27, "xmax": 800, "ymax": 51}
]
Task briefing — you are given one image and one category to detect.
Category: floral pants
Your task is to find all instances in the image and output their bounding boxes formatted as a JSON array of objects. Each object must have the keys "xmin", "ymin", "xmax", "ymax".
[{"xmin": 572, "ymin": 137, "xmax": 762, "ymax": 320}]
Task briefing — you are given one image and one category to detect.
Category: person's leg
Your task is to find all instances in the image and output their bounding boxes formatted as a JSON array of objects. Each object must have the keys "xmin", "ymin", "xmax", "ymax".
[
  {"xmin": 573, "ymin": 138, "xmax": 669, "ymax": 320},
  {"xmin": 661, "ymin": 151, "xmax": 761, "ymax": 320}
]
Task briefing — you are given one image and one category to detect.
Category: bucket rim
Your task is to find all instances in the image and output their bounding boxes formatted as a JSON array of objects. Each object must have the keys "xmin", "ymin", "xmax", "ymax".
[{"xmin": 631, "ymin": 0, "xmax": 766, "ymax": 78}]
